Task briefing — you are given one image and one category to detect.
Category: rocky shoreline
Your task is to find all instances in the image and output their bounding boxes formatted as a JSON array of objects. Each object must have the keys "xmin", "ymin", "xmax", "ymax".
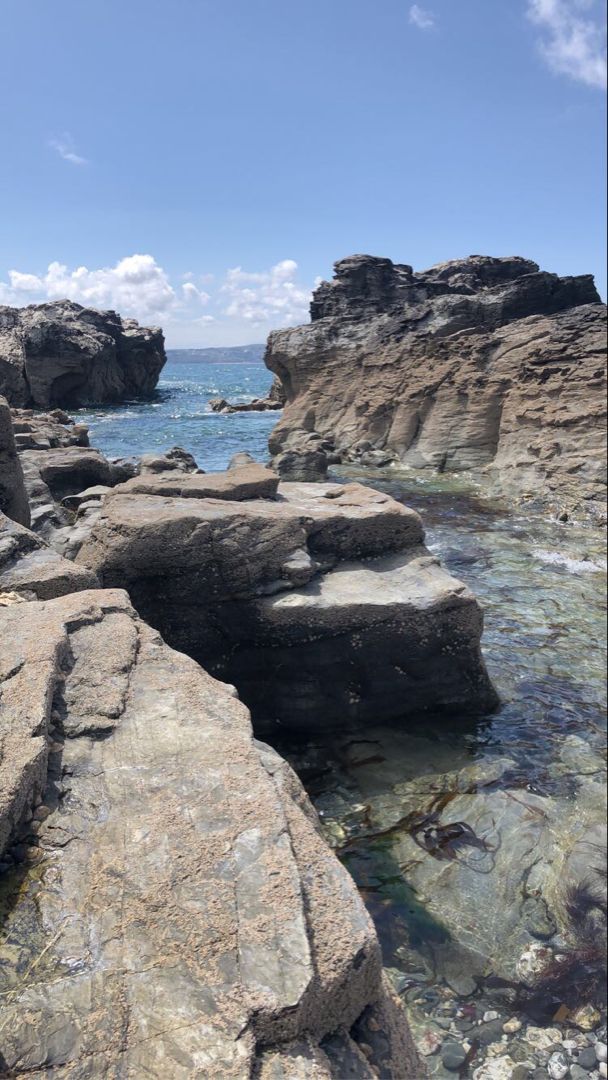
[{"xmin": 2, "ymin": 403, "xmax": 464, "ymax": 1076}]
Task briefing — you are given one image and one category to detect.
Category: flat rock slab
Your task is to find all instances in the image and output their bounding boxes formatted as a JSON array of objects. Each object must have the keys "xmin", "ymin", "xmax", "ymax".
[
  {"xmin": 0, "ymin": 590, "xmax": 420, "ymax": 1077},
  {"xmin": 114, "ymin": 462, "xmax": 280, "ymax": 501}
]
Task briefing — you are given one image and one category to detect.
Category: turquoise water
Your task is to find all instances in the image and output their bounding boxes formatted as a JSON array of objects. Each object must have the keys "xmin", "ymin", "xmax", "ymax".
[{"xmin": 72, "ymin": 360, "xmax": 276, "ymax": 471}]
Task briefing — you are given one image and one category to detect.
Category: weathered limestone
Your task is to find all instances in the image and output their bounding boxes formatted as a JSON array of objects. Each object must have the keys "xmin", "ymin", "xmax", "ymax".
[
  {"xmin": 0, "ymin": 396, "xmax": 30, "ymax": 527},
  {"xmin": 0, "ymin": 589, "xmax": 422, "ymax": 1077},
  {"xmin": 75, "ymin": 477, "xmax": 497, "ymax": 731},
  {"xmin": 266, "ymin": 254, "xmax": 607, "ymax": 519},
  {"xmin": 0, "ymin": 299, "xmax": 166, "ymax": 407}
]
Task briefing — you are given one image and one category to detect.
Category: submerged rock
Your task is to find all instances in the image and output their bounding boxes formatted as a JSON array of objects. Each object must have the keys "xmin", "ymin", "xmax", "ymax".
[
  {"xmin": 265, "ymin": 254, "xmax": 607, "ymax": 518},
  {"xmin": 0, "ymin": 299, "xmax": 166, "ymax": 407}
]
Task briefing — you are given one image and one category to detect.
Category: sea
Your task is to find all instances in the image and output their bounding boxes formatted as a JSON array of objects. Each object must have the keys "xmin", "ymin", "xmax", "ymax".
[{"xmin": 72, "ymin": 359, "xmax": 277, "ymax": 470}]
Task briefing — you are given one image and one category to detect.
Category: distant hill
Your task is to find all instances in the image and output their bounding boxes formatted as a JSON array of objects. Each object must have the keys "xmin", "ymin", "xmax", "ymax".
[{"xmin": 166, "ymin": 344, "xmax": 266, "ymax": 364}]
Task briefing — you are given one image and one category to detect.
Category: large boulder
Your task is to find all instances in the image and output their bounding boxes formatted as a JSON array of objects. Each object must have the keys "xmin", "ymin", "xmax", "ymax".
[
  {"xmin": 75, "ymin": 477, "xmax": 497, "ymax": 731},
  {"xmin": 0, "ymin": 396, "xmax": 30, "ymax": 527},
  {"xmin": 266, "ymin": 254, "xmax": 607, "ymax": 519},
  {"xmin": 0, "ymin": 299, "xmax": 166, "ymax": 407},
  {"xmin": 0, "ymin": 588, "xmax": 422, "ymax": 1077}
]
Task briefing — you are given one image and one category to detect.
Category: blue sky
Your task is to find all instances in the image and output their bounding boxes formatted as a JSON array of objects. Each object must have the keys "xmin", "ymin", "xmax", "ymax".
[{"xmin": 1, "ymin": 0, "xmax": 605, "ymax": 346}]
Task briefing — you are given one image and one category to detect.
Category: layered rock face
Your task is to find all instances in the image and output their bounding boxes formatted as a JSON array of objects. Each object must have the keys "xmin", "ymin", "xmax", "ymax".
[
  {"xmin": 75, "ymin": 470, "xmax": 497, "ymax": 731},
  {"xmin": 0, "ymin": 587, "xmax": 420, "ymax": 1077},
  {"xmin": 266, "ymin": 255, "xmax": 607, "ymax": 517},
  {"xmin": 0, "ymin": 396, "xmax": 30, "ymax": 527},
  {"xmin": 0, "ymin": 299, "xmax": 166, "ymax": 407}
]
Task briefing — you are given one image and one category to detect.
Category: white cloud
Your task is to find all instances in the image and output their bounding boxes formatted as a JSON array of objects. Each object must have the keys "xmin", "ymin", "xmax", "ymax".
[
  {"xmin": 181, "ymin": 281, "xmax": 211, "ymax": 304},
  {"xmin": 221, "ymin": 259, "xmax": 311, "ymax": 325},
  {"xmin": 1, "ymin": 255, "xmax": 177, "ymax": 322},
  {"xmin": 0, "ymin": 255, "xmax": 314, "ymax": 346},
  {"xmin": 409, "ymin": 4, "xmax": 435, "ymax": 30},
  {"xmin": 527, "ymin": 0, "xmax": 607, "ymax": 88},
  {"xmin": 49, "ymin": 132, "xmax": 88, "ymax": 166}
]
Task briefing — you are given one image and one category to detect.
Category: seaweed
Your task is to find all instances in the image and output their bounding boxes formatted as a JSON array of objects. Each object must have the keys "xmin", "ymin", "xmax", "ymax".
[{"xmin": 522, "ymin": 853, "xmax": 607, "ymax": 1013}]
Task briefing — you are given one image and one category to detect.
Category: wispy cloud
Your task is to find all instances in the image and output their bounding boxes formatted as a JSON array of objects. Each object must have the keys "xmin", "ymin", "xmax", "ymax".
[
  {"xmin": 527, "ymin": 0, "xmax": 607, "ymax": 89},
  {"xmin": 49, "ymin": 132, "xmax": 88, "ymax": 166},
  {"xmin": 409, "ymin": 4, "xmax": 435, "ymax": 31}
]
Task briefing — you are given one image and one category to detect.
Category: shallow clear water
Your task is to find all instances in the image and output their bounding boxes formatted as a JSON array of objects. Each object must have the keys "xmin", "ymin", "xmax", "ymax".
[{"xmin": 72, "ymin": 360, "xmax": 276, "ymax": 470}]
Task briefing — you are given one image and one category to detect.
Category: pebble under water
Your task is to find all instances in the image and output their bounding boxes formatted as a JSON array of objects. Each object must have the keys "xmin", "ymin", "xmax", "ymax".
[{"xmin": 4, "ymin": 364, "xmax": 608, "ymax": 1076}]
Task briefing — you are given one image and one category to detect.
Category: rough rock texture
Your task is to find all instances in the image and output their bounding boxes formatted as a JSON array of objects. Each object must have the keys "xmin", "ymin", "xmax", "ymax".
[
  {"xmin": 210, "ymin": 375, "xmax": 286, "ymax": 414},
  {"xmin": 10, "ymin": 406, "xmax": 90, "ymax": 451},
  {"xmin": 0, "ymin": 511, "xmax": 98, "ymax": 600},
  {"xmin": 0, "ymin": 589, "xmax": 422, "ymax": 1078},
  {"xmin": 75, "ymin": 477, "xmax": 497, "ymax": 731},
  {"xmin": 139, "ymin": 444, "xmax": 199, "ymax": 474},
  {"xmin": 0, "ymin": 396, "xmax": 30, "ymax": 527},
  {"xmin": 266, "ymin": 255, "xmax": 607, "ymax": 518},
  {"xmin": 17, "ymin": 443, "xmax": 136, "ymax": 543},
  {"xmin": 0, "ymin": 299, "xmax": 166, "ymax": 407}
]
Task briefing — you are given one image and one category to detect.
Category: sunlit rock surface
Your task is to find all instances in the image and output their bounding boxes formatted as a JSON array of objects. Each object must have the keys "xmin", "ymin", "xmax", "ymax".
[{"xmin": 265, "ymin": 254, "xmax": 607, "ymax": 519}]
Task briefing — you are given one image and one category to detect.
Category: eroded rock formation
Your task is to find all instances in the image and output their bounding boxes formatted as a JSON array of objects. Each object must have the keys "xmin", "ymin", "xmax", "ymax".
[
  {"xmin": 0, "ymin": 299, "xmax": 166, "ymax": 407},
  {"xmin": 265, "ymin": 255, "xmax": 607, "ymax": 518},
  {"xmin": 209, "ymin": 375, "xmax": 286, "ymax": 414},
  {"xmin": 75, "ymin": 471, "xmax": 497, "ymax": 731}
]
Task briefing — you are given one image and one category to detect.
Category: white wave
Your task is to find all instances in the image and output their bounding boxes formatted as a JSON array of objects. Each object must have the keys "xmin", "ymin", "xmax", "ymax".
[{"xmin": 533, "ymin": 549, "xmax": 607, "ymax": 575}]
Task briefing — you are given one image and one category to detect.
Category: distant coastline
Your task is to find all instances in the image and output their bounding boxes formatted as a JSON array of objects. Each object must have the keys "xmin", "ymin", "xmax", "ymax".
[{"xmin": 166, "ymin": 344, "xmax": 265, "ymax": 364}]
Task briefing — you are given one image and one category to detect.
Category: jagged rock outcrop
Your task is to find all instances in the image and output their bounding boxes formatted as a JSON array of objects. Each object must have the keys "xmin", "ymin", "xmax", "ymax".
[
  {"xmin": 0, "ymin": 589, "xmax": 421, "ymax": 1077},
  {"xmin": 0, "ymin": 299, "xmax": 166, "ymax": 407},
  {"xmin": 75, "ymin": 473, "xmax": 497, "ymax": 731},
  {"xmin": 266, "ymin": 255, "xmax": 607, "ymax": 519},
  {"xmin": 0, "ymin": 396, "xmax": 30, "ymax": 527},
  {"xmin": 209, "ymin": 375, "xmax": 286, "ymax": 414},
  {"xmin": 10, "ymin": 406, "xmax": 90, "ymax": 451}
]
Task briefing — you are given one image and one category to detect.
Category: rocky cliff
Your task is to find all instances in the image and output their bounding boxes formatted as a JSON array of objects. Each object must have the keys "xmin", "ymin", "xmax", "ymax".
[
  {"xmin": 0, "ymin": 300, "xmax": 166, "ymax": 407},
  {"xmin": 265, "ymin": 255, "xmax": 607, "ymax": 519}
]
